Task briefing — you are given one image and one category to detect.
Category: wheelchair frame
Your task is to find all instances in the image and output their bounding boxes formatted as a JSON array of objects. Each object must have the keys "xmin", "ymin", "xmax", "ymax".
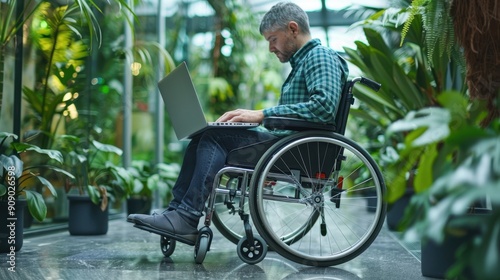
[{"xmin": 158, "ymin": 77, "xmax": 387, "ymax": 266}]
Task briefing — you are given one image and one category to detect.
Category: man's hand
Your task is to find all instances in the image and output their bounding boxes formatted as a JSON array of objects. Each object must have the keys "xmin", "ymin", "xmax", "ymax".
[{"xmin": 216, "ymin": 109, "xmax": 264, "ymax": 123}]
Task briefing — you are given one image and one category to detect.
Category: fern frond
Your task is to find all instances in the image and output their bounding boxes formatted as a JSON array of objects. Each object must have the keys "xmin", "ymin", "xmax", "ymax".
[
  {"xmin": 400, "ymin": 0, "xmax": 429, "ymax": 46},
  {"xmin": 422, "ymin": 0, "xmax": 455, "ymax": 64}
]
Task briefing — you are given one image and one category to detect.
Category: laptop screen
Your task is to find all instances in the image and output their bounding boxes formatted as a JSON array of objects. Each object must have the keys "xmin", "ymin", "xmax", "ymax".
[{"xmin": 157, "ymin": 62, "xmax": 208, "ymax": 140}]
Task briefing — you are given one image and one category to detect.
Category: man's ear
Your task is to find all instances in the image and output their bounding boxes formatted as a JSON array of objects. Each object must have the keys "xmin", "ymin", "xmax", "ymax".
[{"xmin": 288, "ymin": 21, "xmax": 299, "ymax": 35}]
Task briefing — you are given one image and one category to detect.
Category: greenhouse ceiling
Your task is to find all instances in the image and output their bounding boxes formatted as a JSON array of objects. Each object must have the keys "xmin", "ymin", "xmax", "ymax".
[{"xmin": 134, "ymin": 0, "xmax": 390, "ymax": 52}]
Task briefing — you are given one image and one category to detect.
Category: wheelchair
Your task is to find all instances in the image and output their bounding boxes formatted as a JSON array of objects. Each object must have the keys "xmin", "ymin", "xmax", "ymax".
[{"xmin": 151, "ymin": 77, "xmax": 386, "ymax": 266}]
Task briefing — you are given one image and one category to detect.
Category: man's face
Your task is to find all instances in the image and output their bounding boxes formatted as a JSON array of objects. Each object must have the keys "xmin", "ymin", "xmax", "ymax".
[{"xmin": 263, "ymin": 28, "xmax": 298, "ymax": 63}]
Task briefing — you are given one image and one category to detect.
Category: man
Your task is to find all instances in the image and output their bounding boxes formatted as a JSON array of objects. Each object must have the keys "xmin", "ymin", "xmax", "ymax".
[{"xmin": 128, "ymin": 2, "xmax": 348, "ymax": 242}]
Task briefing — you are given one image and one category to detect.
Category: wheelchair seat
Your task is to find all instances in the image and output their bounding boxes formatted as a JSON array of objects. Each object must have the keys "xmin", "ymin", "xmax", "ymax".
[{"xmin": 226, "ymin": 138, "xmax": 280, "ymax": 168}]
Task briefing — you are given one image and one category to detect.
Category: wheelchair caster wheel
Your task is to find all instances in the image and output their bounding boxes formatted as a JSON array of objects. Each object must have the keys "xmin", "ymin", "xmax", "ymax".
[
  {"xmin": 160, "ymin": 235, "xmax": 176, "ymax": 257},
  {"xmin": 194, "ymin": 227, "xmax": 213, "ymax": 264},
  {"xmin": 237, "ymin": 235, "xmax": 267, "ymax": 264}
]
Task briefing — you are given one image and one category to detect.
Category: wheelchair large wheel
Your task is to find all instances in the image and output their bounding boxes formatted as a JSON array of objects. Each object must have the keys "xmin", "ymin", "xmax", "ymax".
[{"xmin": 249, "ymin": 131, "xmax": 386, "ymax": 267}]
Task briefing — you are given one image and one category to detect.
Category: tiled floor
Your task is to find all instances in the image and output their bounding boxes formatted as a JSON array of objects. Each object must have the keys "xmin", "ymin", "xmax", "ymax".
[{"xmin": 1, "ymin": 217, "xmax": 428, "ymax": 280}]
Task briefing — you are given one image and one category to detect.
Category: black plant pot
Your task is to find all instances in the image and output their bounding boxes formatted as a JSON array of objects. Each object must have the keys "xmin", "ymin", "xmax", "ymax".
[
  {"xmin": 23, "ymin": 207, "xmax": 34, "ymax": 229},
  {"xmin": 386, "ymin": 190, "xmax": 413, "ymax": 231},
  {"xmin": 0, "ymin": 199, "xmax": 26, "ymax": 253},
  {"xmin": 127, "ymin": 197, "xmax": 152, "ymax": 215},
  {"xmin": 421, "ymin": 235, "xmax": 468, "ymax": 278},
  {"xmin": 421, "ymin": 209, "xmax": 491, "ymax": 278},
  {"xmin": 68, "ymin": 195, "xmax": 108, "ymax": 235}
]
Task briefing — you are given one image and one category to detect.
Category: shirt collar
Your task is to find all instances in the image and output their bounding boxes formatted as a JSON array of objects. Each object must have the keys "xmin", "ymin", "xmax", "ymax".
[{"xmin": 289, "ymin": 38, "xmax": 321, "ymax": 68}]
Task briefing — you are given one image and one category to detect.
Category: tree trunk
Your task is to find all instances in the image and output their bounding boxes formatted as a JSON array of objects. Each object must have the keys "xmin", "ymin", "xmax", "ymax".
[{"xmin": 451, "ymin": 0, "xmax": 500, "ymax": 126}]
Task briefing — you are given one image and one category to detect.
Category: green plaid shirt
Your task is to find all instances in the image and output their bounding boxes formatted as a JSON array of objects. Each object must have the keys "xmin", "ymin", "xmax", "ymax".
[{"xmin": 263, "ymin": 39, "xmax": 348, "ymax": 124}]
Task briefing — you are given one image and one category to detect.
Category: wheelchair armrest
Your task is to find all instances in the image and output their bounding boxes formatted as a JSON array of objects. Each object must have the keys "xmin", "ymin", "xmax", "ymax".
[{"xmin": 262, "ymin": 116, "xmax": 336, "ymax": 132}]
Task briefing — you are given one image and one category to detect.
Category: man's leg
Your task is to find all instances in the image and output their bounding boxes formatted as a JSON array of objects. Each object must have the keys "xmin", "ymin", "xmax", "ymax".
[
  {"xmin": 131, "ymin": 129, "xmax": 276, "ymax": 241},
  {"xmin": 164, "ymin": 136, "xmax": 201, "ymax": 211},
  {"xmin": 127, "ymin": 137, "xmax": 201, "ymax": 222},
  {"xmin": 177, "ymin": 129, "xmax": 276, "ymax": 216}
]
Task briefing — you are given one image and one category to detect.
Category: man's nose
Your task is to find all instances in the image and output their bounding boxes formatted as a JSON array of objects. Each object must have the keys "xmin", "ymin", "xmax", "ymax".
[{"xmin": 268, "ymin": 43, "xmax": 275, "ymax": 53}]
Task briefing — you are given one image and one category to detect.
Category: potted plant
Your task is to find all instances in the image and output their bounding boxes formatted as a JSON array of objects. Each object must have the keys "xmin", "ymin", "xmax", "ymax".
[
  {"xmin": 386, "ymin": 90, "xmax": 499, "ymax": 278},
  {"xmin": 59, "ymin": 135, "xmax": 128, "ymax": 235},
  {"xmin": 343, "ymin": 6, "xmax": 466, "ymax": 229},
  {"xmin": 376, "ymin": 1, "xmax": 499, "ymax": 277},
  {"xmin": 1, "ymin": 0, "xmax": 134, "ymax": 120},
  {"xmin": 126, "ymin": 160, "xmax": 178, "ymax": 215},
  {"xmin": 0, "ymin": 132, "xmax": 73, "ymax": 252},
  {"xmin": 7, "ymin": 0, "xmax": 136, "ymax": 223}
]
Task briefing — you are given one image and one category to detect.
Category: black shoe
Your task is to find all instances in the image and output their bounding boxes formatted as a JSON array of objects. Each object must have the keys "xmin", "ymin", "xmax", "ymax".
[
  {"xmin": 133, "ymin": 211, "xmax": 199, "ymax": 242},
  {"xmin": 126, "ymin": 208, "xmax": 173, "ymax": 223}
]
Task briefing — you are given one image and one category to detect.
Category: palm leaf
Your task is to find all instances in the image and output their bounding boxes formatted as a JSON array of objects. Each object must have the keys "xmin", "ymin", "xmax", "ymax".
[
  {"xmin": 0, "ymin": 0, "xmax": 43, "ymax": 45},
  {"xmin": 352, "ymin": 85, "xmax": 398, "ymax": 119},
  {"xmin": 350, "ymin": 108, "xmax": 385, "ymax": 128},
  {"xmin": 73, "ymin": 0, "xmax": 136, "ymax": 49}
]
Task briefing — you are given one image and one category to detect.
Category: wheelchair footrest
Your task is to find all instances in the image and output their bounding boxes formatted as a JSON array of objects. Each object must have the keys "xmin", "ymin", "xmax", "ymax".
[{"xmin": 133, "ymin": 224, "xmax": 197, "ymax": 246}]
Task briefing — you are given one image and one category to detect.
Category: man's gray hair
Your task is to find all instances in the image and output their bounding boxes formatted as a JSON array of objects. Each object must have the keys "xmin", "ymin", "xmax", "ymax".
[{"xmin": 259, "ymin": 2, "xmax": 310, "ymax": 35}]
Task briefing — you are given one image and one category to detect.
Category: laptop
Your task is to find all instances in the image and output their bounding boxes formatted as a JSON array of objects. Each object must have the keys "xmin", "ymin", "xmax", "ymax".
[{"xmin": 158, "ymin": 62, "xmax": 259, "ymax": 140}]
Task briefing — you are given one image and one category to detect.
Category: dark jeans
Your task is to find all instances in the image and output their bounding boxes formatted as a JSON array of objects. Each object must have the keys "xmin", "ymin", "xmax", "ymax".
[{"xmin": 168, "ymin": 129, "xmax": 278, "ymax": 218}]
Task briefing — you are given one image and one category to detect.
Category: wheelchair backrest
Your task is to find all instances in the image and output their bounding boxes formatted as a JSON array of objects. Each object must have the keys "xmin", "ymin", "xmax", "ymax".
[
  {"xmin": 335, "ymin": 77, "xmax": 381, "ymax": 136},
  {"xmin": 334, "ymin": 80, "xmax": 355, "ymax": 136}
]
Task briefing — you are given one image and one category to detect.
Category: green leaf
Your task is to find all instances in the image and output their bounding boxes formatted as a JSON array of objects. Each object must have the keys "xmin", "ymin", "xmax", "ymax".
[
  {"xmin": 386, "ymin": 147, "xmax": 423, "ymax": 203},
  {"xmin": 156, "ymin": 181, "xmax": 170, "ymax": 198},
  {"xmin": 87, "ymin": 185, "xmax": 101, "ymax": 205},
  {"xmin": 33, "ymin": 175, "xmax": 58, "ymax": 198},
  {"xmin": 343, "ymin": 46, "xmax": 368, "ymax": 73},
  {"xmin": 92, "ymin": 140, "xmax": 123, "ymax": 156},
  {"xmin": 364, "ymin": 27, "xmax": 394, "ymax": 58},
  {"xmin": 148, "ymin": 172, "xmax": 158, "ymax": 187},
  {"xmin": 25, "ymin": 190, "xmax": 47, "ymax": 222},
  {"xmin": 0, "ymin": 184, "xmax": 6, "ymax": 196},
  {"xmin": 354, "ymin": 83, "xmax": 400, "ymax": 116},
  {"xmin": 388, "ymin": 107, "xmax": 451, "ymax": 146},
  {"xmin": 350, "ymin": 108, "xmax": 384, "ymax": 128},
  {"xmin": 57, "ymin": 134, "xmax": 80, "ymax": 144},
  {"xmin": 399, "ymin": 0, "xmax": 428, "ymax": 46},
  {"xmin": 0, "ymin": 154, "xmax": 23, "ymax": 178},
  {"xmin": 11, "ymin": 142, "xmax": 63, "ymax": 163},
  {"xmin": 414, "ymin": 143, "xmax": 438, "ymax": 192},
  {"xmin": 474, "ymin": 219, "xmax": 500, "ymax": 278},
  {"xmin": 156, "ymin": 163, "xmax": 180, "ymax": 178},
  {"xmin": 69, "ymin": 151, "xmax": 87, "ymax": 164},
  {"xmin": 437, "ymin": 91, "xmax": 469, "ymax": 130},
  {"xmin": 0, "ymin": 132, "xmax": 18, "ymax": 140},
  {"xmin": 391, "ymin": 62, "xmax": 428, "ymax": 110},
  {"xmin": 46, "ymin": 165, "xmax": 75, "ymax": 180},
  {"xmin": 133, "ymin": 178, "xmax": 144, "ymax": 194}
]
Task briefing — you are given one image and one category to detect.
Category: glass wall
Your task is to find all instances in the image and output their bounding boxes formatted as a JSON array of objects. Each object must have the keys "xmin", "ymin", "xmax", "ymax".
[{"xmin": 0, "ymin": 0, "xmax": 388, "ymax": 233}]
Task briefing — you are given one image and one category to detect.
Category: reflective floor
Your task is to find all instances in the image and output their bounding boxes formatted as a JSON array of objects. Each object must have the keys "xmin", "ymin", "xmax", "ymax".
[{"xmin": 1, "ymin": 217, "xmax": 429, "ymax": 280}]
